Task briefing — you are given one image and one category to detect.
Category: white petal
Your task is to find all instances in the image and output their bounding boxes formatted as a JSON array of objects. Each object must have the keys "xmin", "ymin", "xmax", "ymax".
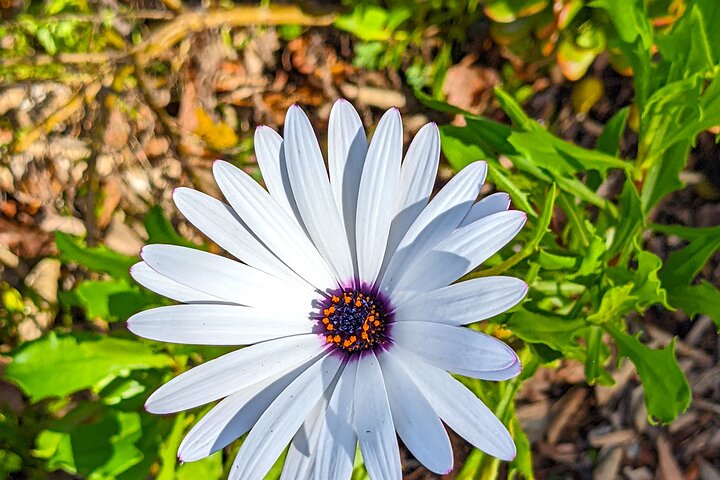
[
  {"xmin": 140, "ymin": 244, "xmax": 313, "ymax": 312},
  {"xmin": 312, "ymin": 361, "xmax": 357, "ymax": 480},
  {"xmin": 393, "ymin": 277, "xmax": 528, "ymax": 326},
  {"xmin": 378, "ymin": 350, "xmax": 453, "ymax": 474},
  {"xmin": 145, "ymin": 334, "xmax": 325, "ymax": 414},
  {"xmin": 213, "ymin": 160, "xmax": 337, "ymax": 290},
  {"xmin": 130, "ymin": 261, "xmax": 222, "ymax": 303},
  {"xmin": 380, "ymin": 161, "xmax": 487, "ymax": 293},
  {"xmin": 390, "ymin": 321, "xmax": 519, "ymax": 378},
  {"xmin": 127, "ymin": 304, "xmax": 313, "ymax": 345},
  {"xmin": 178, "ymin": 362, "xmax": 307, "ymax": 461},
  {"xmin": 281, "ymin": 399, "xmax": 325, "ymax": 480},
  {"xmin": 328, "ymin": 99, "xmax": 368, "ymax": 270},
  {"xmin": 393, "ymin": 347, "xmax": 516, "ymax": 461},
  {"xmin": 381, "ymin": 123, "xmax": 440, "ymax": 273},
  {"xmin": 229, "ymin": 352, "xmax": 343, "ymax": 480},
  {"xmin": 392, "ymin": 210, "xmax": 526, "ymax": 295},
  {"xmin": 355, "ymin": 108, "xmax": 402, "ymax": 286},
  {"xmin": 459, "ymin": 192, "xmax": 511, "ymax": 228},
  {"xmin": 354, "ymin": 351, "xmax": 401, "ymax": 480},
  {"xmin": 254, "ymin": 126, "xmax": 296, "ymax": 217},
  {"xmin": 173, "ymin": 187, "xmax": 301, "ymax": 283},
  {"xmin": 284, "ymin": 105, "xmax": 354, "ymax": 281},
  {"xmin": 281, "ymin": 361, "xmax": 357, "ymax": 480}
]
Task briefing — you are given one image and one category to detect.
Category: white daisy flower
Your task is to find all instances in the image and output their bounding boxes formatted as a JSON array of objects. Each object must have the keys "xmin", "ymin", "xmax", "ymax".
[{"xmin": 128, "ymin": 100, "xmax": 528, "ymax": 480}]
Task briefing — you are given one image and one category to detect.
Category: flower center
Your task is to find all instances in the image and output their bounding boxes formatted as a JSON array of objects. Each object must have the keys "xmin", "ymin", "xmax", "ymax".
[{"xmin": 318, "ymin": 288, "xmax": 388, "ymax": 353}]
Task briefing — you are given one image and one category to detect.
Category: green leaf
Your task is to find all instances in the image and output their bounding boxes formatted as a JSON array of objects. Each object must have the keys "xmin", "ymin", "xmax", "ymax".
[
  {"xmin": 587, "ymin": 284, "xmax": 637, "ymax": 325},
  {"xmin": 607, "ymin": 326, "xmax": 691, "ymax": 423},
  {"xmin": 665, "ymin": 281, "xmax": 720, "ymax": 329},
  {"xmin": 36, "ymin": 27, "xmax": 57, "ymax": 54},
  {"xmin": 650, "ymin": 222, "xmax": 720, "ymax": 240},
  {"xmin": 585, "ymin": 325, "xmax": 612, "ymax": 385},
  {"xmin": 573, "ymin": 235, "xmax": 606, "ymax": 278},
  {"xmin": 508, "ymin": 413, "xmax": 534, "ymax": 479},
  {"xmin": 659, "ymin": 225, "xmax": 720, "ymax": 288},
  {"xmin": 655, "ymin": 5, "xmax": 715, "ymax": 81},
  {"xmin": 640, "ymin": 140, "xmax": 690, "ymax": 213},
  {"xmin": 608, "ymin": 181, "xmax": 642, "ymax": 258},
  {"xmin": 494, "ymin": 87, "xmax": 540, "ymax": 131},
  {"xmin": 335, "ymin": 5, "xmax": 411, "ymax": 42},
  {"xmin": 5, "ymin": 333, "xmax": 172, "ymax": 402},
  {"xmin": 157, "ymin": 413, "xmax": 187, "ymax": 480},
  {"xmin": 440, "ymin": 124, "xmax": 497, "ymax": 170},
  {"xmin": 177, "ymin": 453, "xmax": 223, "ymax": 480},
  {"xmin": 34, "ymin": 405, "xmax": 144, "ymax": 478},
  {"xmin": 508, "ymin": 129, "xmax": 630, "ymax": 176},
  {"xmin": 474, "ymin": 183, "xmax": 556, "ymax": 277},
  {"xmin": 591, "ymin": 0, "xmax": 652, "ymax": 106},
  {"xmin": 695, "ymin": 0, "xmax": 720, "ymax": 62},
  {"xmin": 55, "ymin": 232, "xmax": 136, "ymax": 280},
  {"xmin": 506, "ymin": 309, "xmax": 586, "ymax": 358},
  {"xmin": 413, "ymin": 88, "xmax": 472, "ymax": 116},
  {"xmin": 596, "ymin": 106, "xmax": 629, "ymax": 156},
  {"xmin": 487, "ymin": 163, "xmax": 535, "ymax": 216},
  {"xmin": 536, "ymin": 250, "xmax": 578, "ymax": 270},
  {"xmin": 630, "ymin": 251, "xmax": 670, "ymax": 309},
  {"xmin": 144, "ymin": 205, "xmax": 197, "ymax": 248},
  {"xmin": 68, "ymin": 279, "xmax": 159, "ymax": 321}
]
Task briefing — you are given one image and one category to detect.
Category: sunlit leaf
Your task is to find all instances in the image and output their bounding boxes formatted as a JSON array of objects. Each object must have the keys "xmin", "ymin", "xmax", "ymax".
[
  {"xmin": 607, "ymin": 326, "xmax": 691, "ymax": 423},
  {"xmin": 55, "ymin": 232, "xmax": 136, "ymax": 280},
  {"xmin": 6, "ymin": 333, "xmax": 172, "ymax": 402}
]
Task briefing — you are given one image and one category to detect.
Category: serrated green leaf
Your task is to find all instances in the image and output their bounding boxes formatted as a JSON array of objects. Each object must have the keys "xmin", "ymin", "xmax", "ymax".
[
  {"xmin": 587, "ymin": 284, "xmax": 637, "ymax": 325},
  {"xmin": 506, "ymin": 309, "xmax": 586, "ymax": 357},
  {"xmin": 509, "ymin": 129, "xmax": 630, "ymax": 176},
  {"xmin": 607, "ymin": 250, "xmax": 670, "ymax": 309},
  {"xmin": 5, "ymin": 333, "xmax": 172, "ymax": 402},
  {"xmin": 655, "ymin": 5, "xmax": 715, "ymax": 81},
  {"xmin": 659, "ymin": 226, "xmax": 720, "ymax": 288},
  {"xmin": 55, "ymin": 232, "xmax": 136, "ymax": 280},
  {"xmin": 665, "ymin": 281, "xmax": 720, "ymax": 329},
  {"xmin": 631, "ymin": 251, "xmax": 670, "ymax": 308},
  {"xmin": 573, "ymin": 235, "xmax": 606, "ymax": 278},
  {"xmin": 537, "ymin": 250, "xmax": 578, "ymax": 270},
  {"xmin": 607, "ymin": 326, "xmax": 691, "ymax": 423}
]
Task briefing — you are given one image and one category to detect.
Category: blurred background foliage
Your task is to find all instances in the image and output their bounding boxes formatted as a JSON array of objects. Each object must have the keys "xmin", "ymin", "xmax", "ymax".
[{"xmin": 1, "ymin": 0, "xmax": 719, "ymax": 479}]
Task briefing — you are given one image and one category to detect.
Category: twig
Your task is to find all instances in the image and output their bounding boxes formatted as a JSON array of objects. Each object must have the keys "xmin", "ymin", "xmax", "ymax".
[
  {"xmin": 13, "ymin": 77, "xmax": 105, "ymax": 153},
  {"xmin": 1, "ymin": 5, "xmax": 336, "ymax": 68},
  {"xmin": 1, "ymin": 10, "xmax": 175, "ymax": 27}
]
